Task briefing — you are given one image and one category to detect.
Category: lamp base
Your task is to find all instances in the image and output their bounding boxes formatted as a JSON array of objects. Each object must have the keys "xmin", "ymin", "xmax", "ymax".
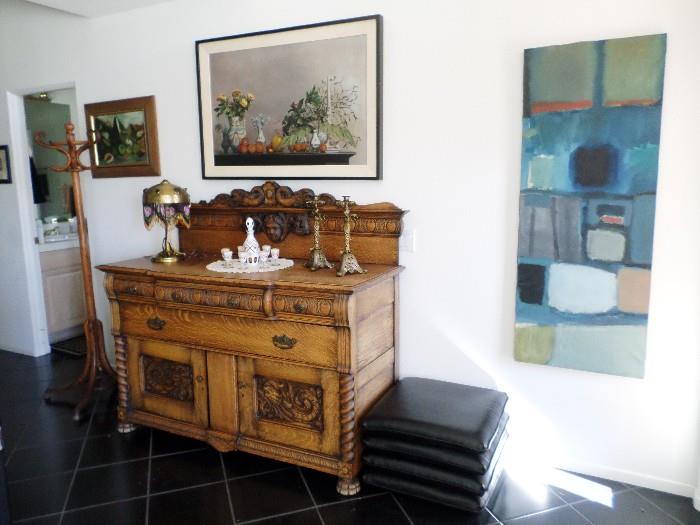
[
  {"xmin": 151, "ymin": 251, "xmax": 184, "ymax": 263},
  {"xmin": 152, "ymin": 233, "xmax": 184, "ymax": 263}
]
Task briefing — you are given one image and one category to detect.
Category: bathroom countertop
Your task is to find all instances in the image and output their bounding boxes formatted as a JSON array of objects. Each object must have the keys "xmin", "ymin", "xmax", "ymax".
[{"xmin": 38, "ymin": 236, "xmax": 80, "ymax": 252}]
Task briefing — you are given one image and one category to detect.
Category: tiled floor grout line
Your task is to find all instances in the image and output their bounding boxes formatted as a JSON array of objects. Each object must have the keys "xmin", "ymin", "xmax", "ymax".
[
  {"xmin": 390, "ymin": 492, "xmax": 415, "ymax": 525},
  {"xmin": 297, "ymin": 467, "xmax": 326, "ymax": 525},
  {"xmin": 7, "ymin": 445, "xmax": 211, "ymax": 484},
  {"xmin": 238, "ymin": 505, "xmax": 318, "ymax": 525},
  {"xmin": 57, "ymin": 402, "xmax": 97, "ymax": 525},
  {"xmin": 316, "ymin": 491, "xmax": 386, "ymax": 509},
  {"xmin": 61, "ymin": 494, "xmax": 149, "ymax": 517},
  {"xmin": 13, "ymin": 510, "xmax": 63, "ymax": 523},
  {"xmin": 7, "ymin": 468, "xmax": 78, "ymax": 485},
  {"xmin": 150, "ymin": 446, "xmax": 209, "ymax": 459},
  {"xmin": 236, "ymin": 490, "xmax": 391, "ymax": 524},
  {"xmin": 568, "ymin": 501, "xmax": 596, "ymax": 525},
  {"xmin": 485, "ymin": 507, "xmax": 503, "ymax": 524},
  {"xmin": 13, "ymin": 430, "xmax": 107, "ymax": 452},
  {"xmin": 493, "ymin": 499, "xmax": 571, "ymax": 523},
  {"xmin": 631, "ymin": 487, "xmax": 686, "ymax": 525},
  {"xmin": 219, "ymin": 452, "xmax": 237, "ymax": 525},
  {"xmin": 3, "ymin": 424, "xmax": 27, "ymax": 466},
  {"xmin": 144, "ymin": 428, "xmax": 153, "ymax": 525},
  {"xmin": 150, "ymin": 479, "xmax": 226, "ymax": 498},
  {"xmin": 225, "ymin": 466, "xmax": 291, "ymax": 483}
]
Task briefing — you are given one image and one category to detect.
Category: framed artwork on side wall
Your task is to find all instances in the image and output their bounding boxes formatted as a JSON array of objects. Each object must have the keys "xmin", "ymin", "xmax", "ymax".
[
  {"xmin": 0, "ymin": 145, "xmax": 11, "ymax": 184},
  {"xmin": 84, "ymin": 95, "xmax": 161, "ymax": 178},
  {"xmin": 514, "ymin": 34, "xmax": 667, "ymax": 379},
  {"xmin": 196, "ymin": 15, "xmax": 382, "ymax": 180}
]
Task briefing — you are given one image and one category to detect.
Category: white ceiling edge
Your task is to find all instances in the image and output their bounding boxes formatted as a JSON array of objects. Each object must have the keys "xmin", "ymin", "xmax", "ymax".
[{"xmin": 21, "ymin": 0, "xmax": 175, "ymax": 18}]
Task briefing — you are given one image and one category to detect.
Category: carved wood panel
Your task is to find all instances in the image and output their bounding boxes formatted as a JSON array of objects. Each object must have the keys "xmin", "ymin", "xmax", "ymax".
[
  {"xmin": 255, "ymin": 375, "xmax": 324, "ymax": 432},
  {"xmin": 142, "ymin": 355, "xmax": 194, "ymax": 403},
  {"xmin": 155, "ymin": 284, "xmax": 263, "ymax": 313}
]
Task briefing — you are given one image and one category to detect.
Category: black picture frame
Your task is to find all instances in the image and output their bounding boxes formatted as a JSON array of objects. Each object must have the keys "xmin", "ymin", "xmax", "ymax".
[
  {"xmin": 0, "ymin": 145, "xmax": 11, "ymax": 184},
  {"xmin": 195, "ymin": 15, "xmax": 382, "ymax": 180}
]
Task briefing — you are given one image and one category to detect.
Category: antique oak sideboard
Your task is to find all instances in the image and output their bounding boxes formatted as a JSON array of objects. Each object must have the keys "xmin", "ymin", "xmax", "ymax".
[{"xmin": 98, "ymin": 181, "xmax": 405, "ymax": 495}]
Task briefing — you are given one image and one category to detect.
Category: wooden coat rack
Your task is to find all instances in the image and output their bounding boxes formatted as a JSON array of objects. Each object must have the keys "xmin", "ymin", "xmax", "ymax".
[{"xmin": 35, "ymin": 123, "xmax": 116, "ymax": 421}]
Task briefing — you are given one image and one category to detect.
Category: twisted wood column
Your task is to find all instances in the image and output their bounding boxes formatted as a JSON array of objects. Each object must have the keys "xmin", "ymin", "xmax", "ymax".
[
  {"xmin": 114, "ymin": 336, "xmax": 136, "ymax": 433},
  {"xmin": 336, "ymin": 372, "xmax": 360, "ymax": 495}
]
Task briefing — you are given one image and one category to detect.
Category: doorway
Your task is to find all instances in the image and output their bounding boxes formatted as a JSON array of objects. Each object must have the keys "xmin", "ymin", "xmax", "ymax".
[
  {"xmin": 1, "ymin": 85, "xmax": 87, "ymax": 357},
  {"xmin": 24, "ymin": 89, "xmax": 87, "ymax": 355}
]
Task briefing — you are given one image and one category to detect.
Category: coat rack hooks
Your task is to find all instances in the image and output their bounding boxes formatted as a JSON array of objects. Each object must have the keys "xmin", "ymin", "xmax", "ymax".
[{"xmin": 35, "ymin": 122, "xmax": 116, "ymax": 421}]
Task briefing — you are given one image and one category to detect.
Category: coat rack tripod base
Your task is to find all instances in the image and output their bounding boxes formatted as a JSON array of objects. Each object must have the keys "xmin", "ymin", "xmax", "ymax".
[{"xmin": 36, "ymin": 124, "xmax": 116, "ymax": 422}]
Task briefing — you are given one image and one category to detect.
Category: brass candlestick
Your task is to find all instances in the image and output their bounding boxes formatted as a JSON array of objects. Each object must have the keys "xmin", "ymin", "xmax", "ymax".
[
  {"xmin": 305, "ymin": 196, "xmax": 334, "ymax": 271},
  {"xmin": 336, "ymin": 196, "xmax": 367, "ymax": 277}
]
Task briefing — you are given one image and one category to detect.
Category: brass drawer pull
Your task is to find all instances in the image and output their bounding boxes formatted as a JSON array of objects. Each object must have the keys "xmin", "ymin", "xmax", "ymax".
[
  {"xmin": 227, "ymin": 296, "xmax": 240, "ymax": 308},
  {"xmin": 147, "ymin": 317, "xmax": 166, "ymax": 330},
  {"xmin": 171, "ymin": 291, "xmax": 183, "ymax": 301},
  {"xmin": 293, "ymin": 303, "xmax": 306, "ymax": 313},
  {"xmin": 272, "ymin": 334, "xmax": 297, "ymax": 350},
  {"xmin": 196, "ymin": 375, "xmax": 205, "ymax": 383},
  {"xmin": 125, "ymin": 286, "xmax": 138, "ymax": 294}
]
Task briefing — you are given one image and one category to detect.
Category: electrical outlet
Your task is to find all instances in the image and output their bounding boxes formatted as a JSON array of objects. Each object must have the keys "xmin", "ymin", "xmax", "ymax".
[{"xmin": 400, "ymin": 229, "xmax": 416, "ymax": 252}]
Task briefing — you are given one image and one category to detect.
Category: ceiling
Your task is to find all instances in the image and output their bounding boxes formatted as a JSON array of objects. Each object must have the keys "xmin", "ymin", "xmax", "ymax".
[{"xmin": 22, "ymin": 0, "xmax": 174, "ymax": 18}]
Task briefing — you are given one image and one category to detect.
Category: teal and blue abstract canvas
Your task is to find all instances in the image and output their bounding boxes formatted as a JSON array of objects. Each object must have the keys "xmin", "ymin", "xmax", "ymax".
[{"xmin": 515, "ymin": 34, "xmax": 666, "ymax": 378}]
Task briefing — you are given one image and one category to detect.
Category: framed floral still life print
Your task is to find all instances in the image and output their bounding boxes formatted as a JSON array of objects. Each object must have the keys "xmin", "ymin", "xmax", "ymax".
[
  {"xmin": 196, "ymin": 15, "xmax": 382, "ymax": 180},
  {"xmin": 0, "ymin": 145, "xmax": 11, "ymax": 184},
  {"xmin": 85, "ymin": 95, "xmax": 161, "ymax": 178}
]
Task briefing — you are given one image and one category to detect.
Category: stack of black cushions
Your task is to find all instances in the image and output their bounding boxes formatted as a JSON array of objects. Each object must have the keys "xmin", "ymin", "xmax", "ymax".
[{"xmin": 361, "ymin": 377, "xmax": 509, "ymax": 512}]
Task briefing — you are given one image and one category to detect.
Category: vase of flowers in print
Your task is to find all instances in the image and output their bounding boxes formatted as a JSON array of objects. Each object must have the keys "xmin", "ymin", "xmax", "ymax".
[
  {"xmin": 215, "ymin": 90, "xmax": 254, "ymax": 152},
  {"xmin": 228, "ymin": 115, "xmax": 246, "ymax": 147}
]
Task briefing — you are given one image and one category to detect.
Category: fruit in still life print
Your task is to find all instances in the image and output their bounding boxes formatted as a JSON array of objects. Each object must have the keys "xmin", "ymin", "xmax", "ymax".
[{"xmin": 92, "ymin": 110, "xmax": 149, "ymax": 166}]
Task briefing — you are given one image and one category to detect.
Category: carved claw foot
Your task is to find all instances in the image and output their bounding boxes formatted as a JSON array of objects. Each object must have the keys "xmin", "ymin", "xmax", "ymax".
[
  {"xmin": 117, "ymin": 422, "xmax": 137, "ymax": 434},
  {"xmin": 336, "ymin": 477, "xmax": 361, "ymax": 496}
]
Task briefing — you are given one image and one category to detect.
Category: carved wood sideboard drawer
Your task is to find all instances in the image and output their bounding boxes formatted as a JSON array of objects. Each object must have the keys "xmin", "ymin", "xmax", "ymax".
[
  {"xmin": 271, "ymin": 292, "xmax": 336, "ymax": 322},
  {"xmin": 119, "ymin": 302, "xmax": 338, "ymax": 369},
  {"xmin": 154, "ymin": 282, "xmax": 338, "ymax": 325},
  {"xmin": 154, "ymin": 282, "xmax": 264, "ymax": 315},
  {"xmin": 113, "ymin": 277, "xmax": 154, "ymax": 299}
]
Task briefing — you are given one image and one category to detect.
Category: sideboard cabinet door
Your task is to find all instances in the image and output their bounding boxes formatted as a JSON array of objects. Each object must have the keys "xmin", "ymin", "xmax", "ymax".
[
  {"xmin": 238, "ymin": 357, "xmax": 340, "ymax": 457},
  {"xmin": 127, "ymin": 338, "xmax": 209, "ymax": 427}
]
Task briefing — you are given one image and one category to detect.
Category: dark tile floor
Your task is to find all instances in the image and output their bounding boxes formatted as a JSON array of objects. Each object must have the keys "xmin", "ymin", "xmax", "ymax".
[{"xmin": 1, "ymin": 349, "xmax": 699, "ymax": 524}]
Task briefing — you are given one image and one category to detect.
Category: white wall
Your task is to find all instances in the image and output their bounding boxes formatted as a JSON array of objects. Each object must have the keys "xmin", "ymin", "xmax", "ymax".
[{"xmin": 1, "ymin": 0, "xmax": 699, "ymax": 496}]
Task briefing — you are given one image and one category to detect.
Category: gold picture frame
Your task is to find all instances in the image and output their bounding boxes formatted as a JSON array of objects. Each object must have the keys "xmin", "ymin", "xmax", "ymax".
[{"xmin": 85, "ymin": 95, "xmax": 160, "ymax": 178}]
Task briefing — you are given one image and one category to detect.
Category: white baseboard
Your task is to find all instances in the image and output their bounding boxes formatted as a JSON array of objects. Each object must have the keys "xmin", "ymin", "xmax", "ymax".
[
  {"xmin": 558, "ymin": 460, "xmax": 695, "ymax": 498},
  {"xmin": 48, "ymin": 325, "xmax": 84, "ymax": 344}
]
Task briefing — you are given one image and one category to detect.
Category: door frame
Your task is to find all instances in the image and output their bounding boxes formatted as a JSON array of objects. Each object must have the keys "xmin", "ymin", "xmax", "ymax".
[{"xmin": 5, "ymin": 82, "xmax": 78, "ymax": 356}]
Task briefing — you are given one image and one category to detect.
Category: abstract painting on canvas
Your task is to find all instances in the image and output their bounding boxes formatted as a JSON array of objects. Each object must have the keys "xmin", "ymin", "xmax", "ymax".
[{"xmin": 515, "ymin": 34, "xmax": 666, "ymax": 378}]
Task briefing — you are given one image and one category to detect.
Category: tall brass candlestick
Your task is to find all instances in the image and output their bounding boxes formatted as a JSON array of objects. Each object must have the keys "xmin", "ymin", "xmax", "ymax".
[
  {"xmin": 304, "ymin": 196, "xmax": 334, "ymax": 271},
  {"xmin": 336, "ymin": 196, "xmax": 367, "ymax": 277}
]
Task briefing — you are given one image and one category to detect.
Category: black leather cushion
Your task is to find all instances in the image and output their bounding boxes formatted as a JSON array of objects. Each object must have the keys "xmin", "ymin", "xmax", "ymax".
[
  {"xmin": 364, "ymin": 412, "xmax": 508, "ymax": 474},
  {"xmin": 364, "ymin": 430, "xmax": 507, "ymax": 495},
  {"xmin": 362, "ymin": 378, "xmax": 508, "ymax": 452},
  {"xmin": 363, "ymin": 456, "xmax": 505, "ymax": 512}
]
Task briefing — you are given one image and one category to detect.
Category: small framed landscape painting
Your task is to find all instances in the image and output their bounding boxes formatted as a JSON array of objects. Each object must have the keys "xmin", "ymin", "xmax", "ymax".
[
  {"xmin": 84, "ymin": 96, "xmax": 160, "ymax": 178},
  {"xmin": 0, "ymin": 146, "xmax": 11, "ymax": 184},
  {"xmin": 196, "ymin": 15, "xmax": 382, "ymax": 180}
]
